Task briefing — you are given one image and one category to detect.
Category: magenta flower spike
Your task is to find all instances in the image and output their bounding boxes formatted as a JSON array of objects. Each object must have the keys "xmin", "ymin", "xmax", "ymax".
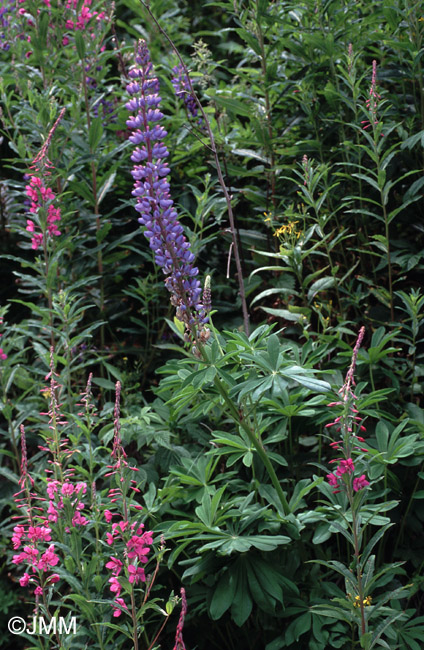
[{"xmin": 325, "ymin": 327, "xmax": 370, "ymax": 493}]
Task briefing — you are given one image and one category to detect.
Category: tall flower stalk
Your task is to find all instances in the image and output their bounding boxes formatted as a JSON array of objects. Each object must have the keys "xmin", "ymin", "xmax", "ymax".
[
  {"xmin": 312, "ymin": 327, "xmax": 408, "ymax": 647},
  {"xmin": 24, "ymin": 108, "xmax": 65, "ymax": 348},
  {"xmin": 125, "ymin": 40, "xmax": 209, "ymax": 346},
  {"xmin": 323, "ymin": 327, "xmax": 371, "ymax": 636},
  {"xmin": 138, "ymin": 1, "xmax": 250, "ymax": 336}
]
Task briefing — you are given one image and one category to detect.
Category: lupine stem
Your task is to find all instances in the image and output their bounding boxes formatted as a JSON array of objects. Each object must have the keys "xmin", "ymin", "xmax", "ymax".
[{"xmin": 212, "ymin": 373, "xmax": 290, "ymax": 515}]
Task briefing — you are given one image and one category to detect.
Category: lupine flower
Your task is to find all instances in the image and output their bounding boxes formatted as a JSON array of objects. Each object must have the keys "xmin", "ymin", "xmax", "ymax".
[
  {"xmin": 125, "ymin": 40, "xmax": 209, "ymax": 341},
  {"xmin": 93, "ymin": 95, "xmax": 117, "ymax": 125},
  {"xmin": 171, "ymin": 63, "xmax": 199, "ymax": 119},
  {"xmin": 0, "ymin": 0, "xmax": 15, "ymax": 51}
]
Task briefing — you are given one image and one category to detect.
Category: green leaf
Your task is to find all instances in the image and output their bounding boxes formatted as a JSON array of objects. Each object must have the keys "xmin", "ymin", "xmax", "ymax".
[
  {"xmin": 267, "ymin": 333, "xmax": 280, "ymax": 369},
  {"xmin": 210, "ymin": 569, "xmax": 237, "ymax": 619},
  {"xmin": 234, "ymin": 28, "xmax": 262, "ymax": 55},
  {"xmin": 307, "ymin": 277, "xmax": 336, "ymax": 302},
  {"xmin": 74, "ymin": 30, "xmax": 86, "ymax": 59},
  {"xmin": 0, "ymin": 466, "xmax": 19, "ymax": 484},
  {"xmin": 89, "ymin": 117, "xmax": 103, "ymax": 151},
  {"xmin": 207, "ymin": 92, "xmax": 252, "ymax": 118},
  {"xmin": 92, "ymin": 377, "xmax": 116, "ymax": 390},
  {"xmin": 98, "ymin": 171, "xmax": 117, "ymax": 205},
  {"xmin": 231, "ymin": 566, "xmax": 252, "ymax": 626}
]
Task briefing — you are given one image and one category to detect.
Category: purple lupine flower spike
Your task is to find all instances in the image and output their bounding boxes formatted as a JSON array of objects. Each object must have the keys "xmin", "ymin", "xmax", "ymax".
[
  {"xmin": 171, "ymin": 63, "xmax": 198, "ymax": 119},
  {"xmin": 126, "ymin": 41, "xmax": 209, "ymax": 340}
]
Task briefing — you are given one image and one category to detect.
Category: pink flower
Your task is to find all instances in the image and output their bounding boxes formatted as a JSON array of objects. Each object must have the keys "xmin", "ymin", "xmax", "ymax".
[
  {"xmin": 104, "ymin": 509, "xmax": 114, "ymax": 522},
  {"xmin": 353, "ymin": 475, "xmax": 370, "ymax": 492},
  {"xmin": 47, "ymin": 573, "xmax": 60, "ymax": 584},
  {"xmin": 61, "ymin": 482, "xmax": 74, "ymax": 497},
  {"xmin": 112, "ymin": 520, "xmax": 128, "ymax": 534},
  {"xmin": 336, "ymin": 458, "xmax": 355, "ymax": 476},
  {"xmin": 72, "ymin": 511, "xmax": 88, "ymax": 527},
  {"xmin": 47, "ymin": 501, "xmax": 58, "ymax": 522},
  {"xmin": 75, "ymin": 482, "xmax": 87, "ymax": 495},
  {"xmin": 127, "ymin": 564, "xmax": 146, "ymax": 585},
  {"xmin": 106, "ymin": 532, "xmax": 115, "ymax": 545},
  {"xmin": 23, "ymin": 545, "xmax": 39, "ymax": 563},
  {"xmin": 47, "ymin": 480, "xmax": 60, "ymax": 499},
  {"xmin": 126, "ymin": 532, "xmax": 152, "ymax": 562},
  {"xmin": 12, "ymin": 525, "xmax": 25, "ymax": 549},
  {"xmin": 0, "ymin": 348, "xmax": 7, "ymax": 360},
  {"xmin": 37, "ymin": 544, "xmax": 59, "ymax": 571},
  {"xmin": 105, "ymin": 557, "xmax": 123, "ymax": 576},
  {"xmin": 326, "ymin": 473, "xmax": 339, "ymax": 487},
  {"xmin": 34, "ymin": 586, "xmax": 43, "ymax": 596},
  {"xmin": 112, "ymin": 597, "xmax": 128, "ymax": 618},
  {"xmin": 13, "ymin": 551, "xmax": 28, "ymax": 565},
  {"xmin": 28, "ymin": 526, "xmax": 51, "ymax": 542},
  {"xmin": 108, "ymin": 576, "xmax": 121, "ymax": 596},
  {"xmin": 19, "ymin": 572, "xmax": 31, "ymax": 587}
]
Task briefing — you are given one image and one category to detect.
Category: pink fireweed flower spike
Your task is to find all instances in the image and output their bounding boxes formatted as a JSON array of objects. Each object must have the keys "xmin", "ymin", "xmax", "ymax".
[
  {"xmin": 325, "ymin": 327, "xmax": 370, "ymax": 493},
  {"xmin": 361, "ymin": 60, "xmax": 381, "ymax": 131},
  {"xmin": 173, "ymin": 587, "xmax": 187, "ymax": 650},
  {"xmin": 31, "ymin": 107, "xmax": 66, "ymax": 172},
  {"xmin": 340, "ymin": 326, "xmax": 365, "ymax": 403}
]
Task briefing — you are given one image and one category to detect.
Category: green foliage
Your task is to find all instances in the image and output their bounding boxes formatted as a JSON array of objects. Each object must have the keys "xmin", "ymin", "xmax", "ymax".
[{"xmin": 1, "ymin": 0, "xmax": 424, "ymax": 648}]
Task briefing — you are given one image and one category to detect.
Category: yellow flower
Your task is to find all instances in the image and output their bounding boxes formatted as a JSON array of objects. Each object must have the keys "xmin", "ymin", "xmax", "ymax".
[{"xmin": 353, "ymin": 595, "xmax": 372, "ymax": 607}]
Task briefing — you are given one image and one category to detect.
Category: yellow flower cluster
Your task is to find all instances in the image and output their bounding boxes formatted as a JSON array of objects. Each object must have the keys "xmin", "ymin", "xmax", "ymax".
[
  {"xmin": 353, "ymin": 595, "xmax": 372, "ymax": 608},
  {"xmin": 273, "ymin": 221, "xmax": 301, "ymax": 239}
]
